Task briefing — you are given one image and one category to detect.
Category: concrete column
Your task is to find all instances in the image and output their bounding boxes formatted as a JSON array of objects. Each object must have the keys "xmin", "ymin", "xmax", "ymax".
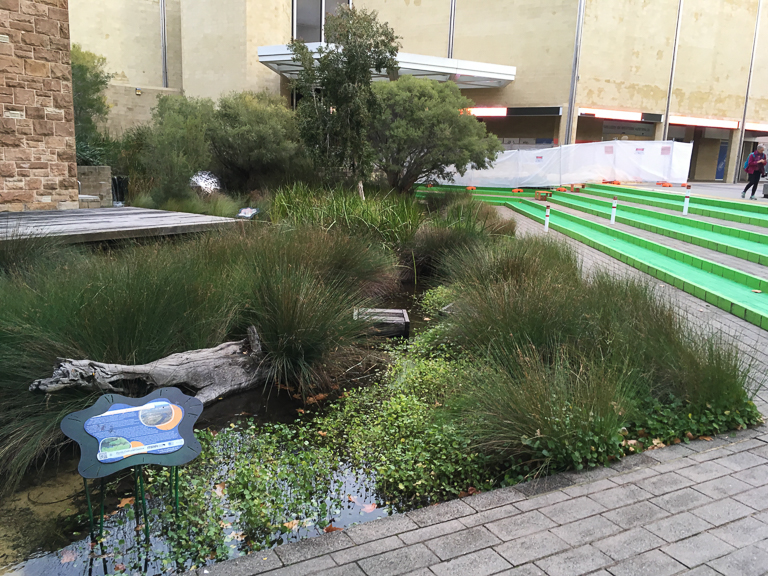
[
  {"xmin": 724, "ymin": 129, "xmax": 744, "ymax": 184},
  {"xmin": 654, "ymin": 122, "xmax": 665, "ymax": 141},
  {"xmin": 558, "ymin": 105, "xmax": 578, "ymax": 145}
]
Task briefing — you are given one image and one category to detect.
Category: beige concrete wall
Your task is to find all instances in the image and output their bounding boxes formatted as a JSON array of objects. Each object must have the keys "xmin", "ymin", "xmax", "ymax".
[
  {"xmin": 69, "ymin": 0, "xmax": 183, "ymax": 90},
  {"xmin": 355, "ymin": 0, "xmax": 451, "ymax": 58},
  {"xmin": 452, "ymin": 0, "xmax": 578, "ymax": 108},
  {"xmin": 578, "ymin": 0, "xmax": 677, "ymax": 114},
  {"xmin": 103, "ymin": 85, "xmax": 182, "ymax": 135},
  {"xmin": 672, "ymin": 1, "xmax": 755, "ymax": 120},
  {"xmin": 743, "ymin": 4, "xmax": 768, "ymax": 124},
  {"xmin": 180, "ymin": 0, "xmax": 290, "ymax": 101}
]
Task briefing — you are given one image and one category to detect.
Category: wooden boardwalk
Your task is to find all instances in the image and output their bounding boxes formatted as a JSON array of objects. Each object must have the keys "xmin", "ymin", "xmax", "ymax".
[{"xmin": 0, "ymin": 208, "xmax": 237, "ymax": 243}]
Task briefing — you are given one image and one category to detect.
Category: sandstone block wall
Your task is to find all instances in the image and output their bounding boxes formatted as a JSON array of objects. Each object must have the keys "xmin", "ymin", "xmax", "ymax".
[
  {"xmin": 76, "ymin": 164, "xmax": 110, "ymax": 206},
  {"xmin": 0, "ymin": 0, "xmax": 78, "ymax": 212}
]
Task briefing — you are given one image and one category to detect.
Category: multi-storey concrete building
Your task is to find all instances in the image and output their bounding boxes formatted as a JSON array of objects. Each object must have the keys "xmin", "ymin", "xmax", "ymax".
[{"xmin": 66, "ymin": 0, "xmax": 768, "ymax": 183}]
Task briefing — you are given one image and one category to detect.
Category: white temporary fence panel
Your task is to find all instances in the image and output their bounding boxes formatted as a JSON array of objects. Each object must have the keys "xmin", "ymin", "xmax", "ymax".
[{"xmin": 441, "ymin": 141, "xmax": 693, "ymax": 188}]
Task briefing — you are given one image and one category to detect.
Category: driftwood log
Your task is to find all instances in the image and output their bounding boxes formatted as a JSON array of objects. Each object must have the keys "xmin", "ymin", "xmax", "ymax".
[{"xmin": 29, "ymin": 327, "xmax": 266, "ymax": 405}]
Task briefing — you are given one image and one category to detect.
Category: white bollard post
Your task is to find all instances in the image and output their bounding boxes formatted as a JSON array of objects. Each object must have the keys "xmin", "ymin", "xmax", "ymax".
[
  {"xmin": 683, "ymin": 195, "xmax": 690, "ymax": 216},
  {"xmin": 544, "ymin": 204, "xmax": 551, "ymax": 232},
  {"xmin": 610, "ymin": 196, "xmax": 618, "ymax": 224}
]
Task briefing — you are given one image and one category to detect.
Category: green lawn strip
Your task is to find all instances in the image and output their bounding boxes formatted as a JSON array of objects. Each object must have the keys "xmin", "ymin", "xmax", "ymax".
[
  {"xmin": 505, "ymin": 199, "xmax": 768, "ymax": 330},
  {"xmin": 587, "ymin": 183, "xmax": 768, "ymax": 216},
  {"xmin": 548, "ymin": 193, "xmax": 768, "ymax": 265},
  {"xmin": 580, "ymin": 187, "xmax": 768, "ymax": 229}
]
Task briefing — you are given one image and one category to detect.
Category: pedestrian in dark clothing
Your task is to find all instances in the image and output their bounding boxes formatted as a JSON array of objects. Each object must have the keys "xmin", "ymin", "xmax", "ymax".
[{"xmin": 742, "ymin": 145, "xmax": 767, "ymax": 199}]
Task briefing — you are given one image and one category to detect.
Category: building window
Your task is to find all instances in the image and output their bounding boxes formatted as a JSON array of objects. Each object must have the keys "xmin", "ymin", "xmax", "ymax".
[{"xmin": 294, "ymin": 0, "xmax": 352, "ymax": 42}]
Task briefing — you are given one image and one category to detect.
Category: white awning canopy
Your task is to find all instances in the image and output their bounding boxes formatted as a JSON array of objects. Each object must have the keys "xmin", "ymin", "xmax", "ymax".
[{"xmin": 257, "ymin": 43, "xmax": 516, "ymax": 89}]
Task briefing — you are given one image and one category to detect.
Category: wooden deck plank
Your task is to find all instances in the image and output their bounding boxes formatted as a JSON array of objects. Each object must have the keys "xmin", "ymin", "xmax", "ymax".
[{"xmin": 0, "ymin": 208, "xmax": 237, "ymax": 243}]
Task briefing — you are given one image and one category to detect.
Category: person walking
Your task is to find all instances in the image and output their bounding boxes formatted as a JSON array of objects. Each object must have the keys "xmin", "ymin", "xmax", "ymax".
[{"xmin": 742, "ymin": 145, "xmax": 767, "ymax": 199}]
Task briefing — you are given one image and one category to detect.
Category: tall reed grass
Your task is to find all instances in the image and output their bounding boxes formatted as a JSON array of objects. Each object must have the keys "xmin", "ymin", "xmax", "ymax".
[
  {"xmin": 0, "ymin": 224, "xmax": 397, "ymax": 492},
  {"xmin": 440, "ymin": 236, "xmax": 759, "ymax": 472}
]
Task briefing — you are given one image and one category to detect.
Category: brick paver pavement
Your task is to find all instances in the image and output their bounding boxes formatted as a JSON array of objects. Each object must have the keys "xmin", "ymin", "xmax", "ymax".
[{"xmin": 185, "ymin": 210, "xmax": 768, "ymax": 576}]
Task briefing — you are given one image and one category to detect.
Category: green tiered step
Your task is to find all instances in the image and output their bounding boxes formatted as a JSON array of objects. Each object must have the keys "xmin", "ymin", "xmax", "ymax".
[
  {"xmin": 581, "ymin": 184, "xmax": 768, "ymax": 228},
  {"xmin": 548, "ymin": 192, "xmax": 768, "ymax": 265},
  {"xmin": 505, "ymin": 199, "xmax": 768, "ymax": 331}
]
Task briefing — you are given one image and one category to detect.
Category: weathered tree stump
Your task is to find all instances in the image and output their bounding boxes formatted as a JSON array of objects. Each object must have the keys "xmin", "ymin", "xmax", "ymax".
[{"xmin": 29, "ymin": 327, "xmax": 267, "ymax": 405}]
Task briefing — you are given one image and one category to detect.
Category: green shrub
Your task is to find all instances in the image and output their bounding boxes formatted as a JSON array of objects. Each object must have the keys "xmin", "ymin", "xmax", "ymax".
[
  {"xmin": 142, "ymin": 95, "xmax": 216, "ymax": 205},
  {"xmin": 71, "ymin": 43, "xmax": 112, "ymax": 162},
  {"xmin": 370, "ymin": 76, "xmax": 503, "ymax": 192},
  {"xmin": 208, "ymin": 91, "xmax": 306, "ymax": 190}
]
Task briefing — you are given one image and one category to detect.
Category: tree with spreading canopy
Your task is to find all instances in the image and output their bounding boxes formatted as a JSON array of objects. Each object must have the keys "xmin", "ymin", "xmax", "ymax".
[
  {"xmin": 71, "ymin": 44, "xmax": 113, "ymax": 165},
  {"xmin": 289, "ymin": 6, "xmax": 399, "ymax": 198},
  {"xmin": 369, "ymin": 75, "xmax": 503, "ymax": 193}
]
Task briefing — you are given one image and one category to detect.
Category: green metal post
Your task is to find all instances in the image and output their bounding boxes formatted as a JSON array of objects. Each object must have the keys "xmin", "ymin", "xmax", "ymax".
[
  {"xmin": 137, "ymin": 465, "xmax": 150, "ymax": 543},
  {"xmin": 98, "ymin": 477, "xmax": 105, "ymax": 540},
  {"xmin": 174, "ymin": 466, "xmax": 179, "ymax": 517},
  {"xmin": 83, "ymin": 477, "xmax": 95, "ymax": 541}
]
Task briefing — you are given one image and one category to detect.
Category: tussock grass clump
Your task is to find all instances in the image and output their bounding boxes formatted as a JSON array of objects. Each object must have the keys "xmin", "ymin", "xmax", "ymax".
[
  {"xmin": 0, "ymin": 225, "xmax": 397, "ymax": 492},
  {"xmin": 131, "ymin": 193, "xmax": 246, "ymax": 217},
  {"xmin": 271, "ymin": 183, "xmax": 424, "ymax": 246},
  {"xmin": 0, "ymin": 225, "xmax": 76, "ymax": 275},
  {"xmin": 270, "ymin": 185, "xmax": 518, "ymax": 282},
  {"xmin": 439, "ymin": 235, "xmax": 761, "ymax": 472},
  {"xmin": 450, "ymin": 346, "xmax": 633, "ymax": 472}
]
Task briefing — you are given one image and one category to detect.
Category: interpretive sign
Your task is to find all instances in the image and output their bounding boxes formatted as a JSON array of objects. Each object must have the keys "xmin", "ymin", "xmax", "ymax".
[{"xmin": 61, "ymin": 387, "xmax": 203, "ymax": 478}]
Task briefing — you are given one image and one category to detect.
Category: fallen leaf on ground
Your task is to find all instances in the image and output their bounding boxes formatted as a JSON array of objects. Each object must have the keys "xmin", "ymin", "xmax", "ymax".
[
  {"xmin": 324, "ymin": 525, "xmax": 343, "ymax": 533},
  {"xmin": 318, "ymin": 431, "xmax": 327, "ymax": 437},
  {"xmin": 213, "ymin": 482, "xmax": 226, "ymax": 497},
  {"xmin": 348, "ymin": 495, "xmax": 358, "ymax": 503},
  {"xmin": 135, "ymin": 524, "xmax": 145, "ymax": 532},
  {"xmin": 700, "ymin": 436, "xmax": 713, "ymax": 441},
  {"xmin": 283, "ymin": 520, "xmax": 300, "ymax": 530},
  {"xmin": 292, "ymin": 394, "xmax": 302, "ymax": 399},
  {"xmin": 114, "ymin": 563, "xmax": 126, "ymax": 572},
  {"xmin": 306, "ymin": 393, "xmax": 329, "ymax": 404},
  {"xmin": 673, "ymin": 438, "xmax": 681, "ymax": 444},
  {"xmin": 229, "ymin": 532, "xmax": 245, "ymax": 541},
  {"xmin": 60, "ymin": 550, "xmax": 76, "ymax": 563},
  {"xmin": 296, "ymin": 408, "xmax": 305, "ymax": 414},
  {"xmin": 459, "ymin": 491, "xmax": 469, "ymax": 498},
  {"xmin": 686, "ymin": 432, "xmax": 696, "ymax": 440},
  {"xmin": 361, "ymin": 503, "xmax": 377, "ymax": 513},
  {"xmin": 467, "ymin": 487, "xmax": 480, "ymax": 495},
  {"xmin": 117, "ymin": 497, "xmax": 135, "ymax": 509}
]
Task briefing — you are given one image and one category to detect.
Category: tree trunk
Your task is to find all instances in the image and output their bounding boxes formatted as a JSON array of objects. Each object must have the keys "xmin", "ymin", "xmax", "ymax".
[
  {"xmin": 29, "ymin": 327, "xmax": 268, "ymax": 405},
  {"xmin": 358, "ymin": 179, "xmax": 366, "ymax": 201}
]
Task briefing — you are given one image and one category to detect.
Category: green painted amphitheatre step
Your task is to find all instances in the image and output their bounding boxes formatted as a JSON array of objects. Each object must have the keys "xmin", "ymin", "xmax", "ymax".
[
  {"xmin": 504, "ymin": 199, "xmax": 768, "ymax": 331},
  {"xmin": 581, "ymin": 184, "xmax": 768, "ymax": 228},
  {"xmin": 548, "ymin": 192, "xmax": 768, "ymax": 265},
  {"xmin": 588, "ymin": 183, "xmax": 768, "ymax": 215}
]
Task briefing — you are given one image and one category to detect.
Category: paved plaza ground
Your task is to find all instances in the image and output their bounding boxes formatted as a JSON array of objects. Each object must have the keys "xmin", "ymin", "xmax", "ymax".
[{"xmin": 185, "ymin": 209, "xmax": 768, "ymax": 576}]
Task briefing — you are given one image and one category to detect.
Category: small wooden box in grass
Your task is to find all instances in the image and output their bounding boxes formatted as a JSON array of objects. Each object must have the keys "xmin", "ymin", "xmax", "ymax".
[{"xmin": 354, "ymin": 308, "xmax": 410, "ymax": 338}]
